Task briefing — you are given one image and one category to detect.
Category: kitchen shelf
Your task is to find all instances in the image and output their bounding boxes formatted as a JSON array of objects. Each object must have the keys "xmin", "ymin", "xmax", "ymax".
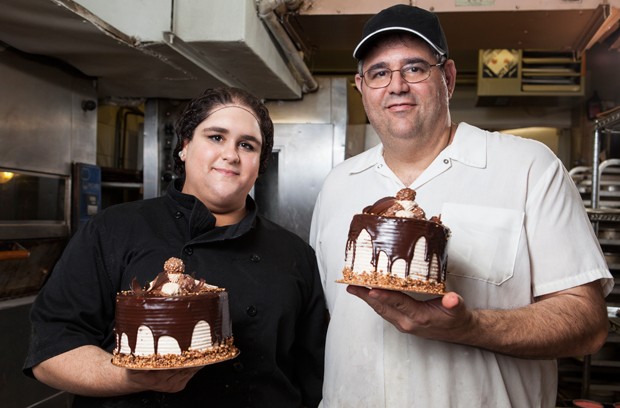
[{"xmin": 477, "ymin": 49, "xmax": 585, "ymax": 97}]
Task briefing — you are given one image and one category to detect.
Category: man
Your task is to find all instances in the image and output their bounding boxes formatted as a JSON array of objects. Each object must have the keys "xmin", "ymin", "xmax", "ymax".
[{"xmin": 309, "ymin": 5, "xmax": 613, "ymax": 407}]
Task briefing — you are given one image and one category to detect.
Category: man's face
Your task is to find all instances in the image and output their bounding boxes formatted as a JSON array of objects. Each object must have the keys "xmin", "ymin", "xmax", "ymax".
[
  {"xmin": 180, "ymin": 105, "xmax": 262, "ymax": 215},
  {"xmin": 355, "ymin": 35, "xmax": 454, "ymax": 144}
]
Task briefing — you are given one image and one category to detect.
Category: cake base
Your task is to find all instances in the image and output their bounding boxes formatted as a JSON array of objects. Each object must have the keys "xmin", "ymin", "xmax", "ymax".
[
  {"xmin": 111, "ymin": 338, "xmax": 239, "ymax": 370},
  {"xmin": 337, "ymin": 268, "xmax": 445, "ymax": 295}
]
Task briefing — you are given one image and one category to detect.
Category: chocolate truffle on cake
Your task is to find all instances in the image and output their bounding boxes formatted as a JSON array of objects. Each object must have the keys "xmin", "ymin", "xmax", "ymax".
[
  {"xmin": 112, "ymin": 257, "xmax": 239, "ymax": 369},
  {"xmin": 338, "ymin": 188, "xmax": 450, "ymax": 295}
]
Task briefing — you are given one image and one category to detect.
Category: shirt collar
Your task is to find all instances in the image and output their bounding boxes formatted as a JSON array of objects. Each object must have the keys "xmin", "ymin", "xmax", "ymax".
[
  {"xmin": 446, "ymin": 122, "xmax": 487, "ymax": 169},
  {"xmin": 349, "ymin": 144, "xmax": 384, "ymax": 174},
  {"xmin": 348, "ymin": 122, "xmax": 487, "ymax": 175}
]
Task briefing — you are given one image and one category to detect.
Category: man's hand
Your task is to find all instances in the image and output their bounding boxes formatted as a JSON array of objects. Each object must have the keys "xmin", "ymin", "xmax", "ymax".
[
  {"xmin": 346, "ymin": 280, "xmax": 609, "ymax": 359},
  {"xmin": 346, "ymin": 285, "xmax": 473, "ymax": 343}
]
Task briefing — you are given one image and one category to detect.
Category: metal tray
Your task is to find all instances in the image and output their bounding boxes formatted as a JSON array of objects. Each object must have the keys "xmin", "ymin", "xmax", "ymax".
[{"xmin": 587, "ymin": 208, "xmax": 620, "ymax": 222}]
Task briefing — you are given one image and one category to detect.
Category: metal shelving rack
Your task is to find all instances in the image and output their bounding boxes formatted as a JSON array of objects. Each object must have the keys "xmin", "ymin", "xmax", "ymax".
[
  {"xmin": 591, "ymin": 107, "xmax": 620, "ymax": 210},
  {"xmin": 562, "ymin": 107, "xmax": 620, "ymax": 403},
  {"xmin": 583, "ymin": 107, "xmax": 620, "ymax": 400}
]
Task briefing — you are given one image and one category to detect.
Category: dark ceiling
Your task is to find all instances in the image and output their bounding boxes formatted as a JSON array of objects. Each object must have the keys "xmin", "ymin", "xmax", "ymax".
[
  {"xmin": 0, "ymin": 0, "xmax": 618, "ymax": 100},
  {"xmin": 290, "ymin": 7, "xmax": 610, "ymax": 75}
]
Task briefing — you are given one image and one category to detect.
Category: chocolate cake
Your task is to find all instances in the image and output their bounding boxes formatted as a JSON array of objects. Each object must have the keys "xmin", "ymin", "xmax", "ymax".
[
  {"xmin": 112, "ymin": 257, "xmax": 239, "ymax": 369},
  {"xmin": 338, "ymin": 188, "xmax": 450, "ymax": 295}
]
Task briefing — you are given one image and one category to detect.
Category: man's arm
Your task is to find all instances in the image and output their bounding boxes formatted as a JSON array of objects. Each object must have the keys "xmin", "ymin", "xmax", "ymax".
[
  {"xmin": 32, "ymin": 345, "xmax": 200, "ymax": 397},
  {"xmin": 347, "ymin": 280, "xmax": 608, "ymax": 359}
]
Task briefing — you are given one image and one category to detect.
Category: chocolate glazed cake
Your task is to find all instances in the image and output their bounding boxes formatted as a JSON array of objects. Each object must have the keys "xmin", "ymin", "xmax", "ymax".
[
  {"xmin": 339, "ymin": 188, "xmax": 450, "ymax": 295},
  {"xmin": 112, "ymin": 257, "xmax": 239, "ymax": 369}
]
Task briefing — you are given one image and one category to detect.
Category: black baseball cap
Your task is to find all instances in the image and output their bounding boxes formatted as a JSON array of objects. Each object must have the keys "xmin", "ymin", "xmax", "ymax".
[{"xmin": 353, "ymin": 4, "xmax": 449, "ymax": 60}]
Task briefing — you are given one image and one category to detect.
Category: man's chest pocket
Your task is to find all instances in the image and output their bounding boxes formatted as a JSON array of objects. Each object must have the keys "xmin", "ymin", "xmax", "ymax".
[{"xmin": 441, "ymin": 203, "xmax": 524, "ymax": 285}]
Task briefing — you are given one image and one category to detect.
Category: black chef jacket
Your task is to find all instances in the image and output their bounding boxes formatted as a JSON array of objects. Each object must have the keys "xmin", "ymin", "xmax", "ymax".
[{"xmin": 24, "ymin": 179, "xmax": 328, "ymax": 408}]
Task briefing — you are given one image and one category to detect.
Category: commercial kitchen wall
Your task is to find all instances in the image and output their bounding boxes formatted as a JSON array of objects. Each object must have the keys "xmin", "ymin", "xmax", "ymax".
[{"xmin": 0, "ymin": 47, "xmax": 96, "ymax": 407}]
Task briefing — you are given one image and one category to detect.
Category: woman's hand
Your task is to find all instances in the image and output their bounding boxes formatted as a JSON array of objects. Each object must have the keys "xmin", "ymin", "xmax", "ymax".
[{"xmin": 125, "ymin": 366, "xmax": 202, "ymax": 393}]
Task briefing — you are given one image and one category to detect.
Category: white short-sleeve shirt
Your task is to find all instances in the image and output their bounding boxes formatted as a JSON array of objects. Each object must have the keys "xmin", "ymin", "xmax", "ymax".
[{"xmin": 309, "ymin": 122, "xmax": 613, "ymax": 408}]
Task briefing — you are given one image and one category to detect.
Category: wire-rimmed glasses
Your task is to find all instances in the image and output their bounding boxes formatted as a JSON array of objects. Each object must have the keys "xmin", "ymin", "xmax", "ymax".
[{"xmin": 361, "ymin": 60, "xmax": 445, "ymax": 89}]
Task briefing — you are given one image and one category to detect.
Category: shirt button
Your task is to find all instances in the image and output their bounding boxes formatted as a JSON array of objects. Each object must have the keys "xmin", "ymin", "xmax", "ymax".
[
  {"xmin": 377, "ymin": 164, "xmax": 383, "ymax": 168},
  {"xmin": 250, "ymin": 254, "xmax": 260, "ymax": 262},
  {"xmin": 174, "ymin": 211, "xmax": 183, "ymax": 219},
  {"xmin": 184, "ymin": 247, "xmax": 193, "ymax": 255},
  {"xmin": 246, "ymin": 306, "xmax": 257, "ymax": 317},
  {"xmin": 443, "ymin": 159, "xmax": 449, "ymax": 164}
]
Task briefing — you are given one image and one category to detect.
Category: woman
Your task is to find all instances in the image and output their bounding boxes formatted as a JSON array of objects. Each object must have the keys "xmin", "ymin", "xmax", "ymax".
[{"xmin": 24, "ymin": 87, "xmax": 327, "ymax": 407}]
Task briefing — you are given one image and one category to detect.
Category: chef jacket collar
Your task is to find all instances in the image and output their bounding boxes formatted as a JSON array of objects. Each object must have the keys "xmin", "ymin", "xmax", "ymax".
[{"xmin": 167, "ymin": 178, "xmax": 258, "ymax": 241}]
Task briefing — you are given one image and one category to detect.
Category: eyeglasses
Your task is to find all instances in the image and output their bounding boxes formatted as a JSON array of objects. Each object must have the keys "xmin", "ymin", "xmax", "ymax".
[{"xmin": 361, "ymin": 60, "xmax": 445, "ymax": 89}]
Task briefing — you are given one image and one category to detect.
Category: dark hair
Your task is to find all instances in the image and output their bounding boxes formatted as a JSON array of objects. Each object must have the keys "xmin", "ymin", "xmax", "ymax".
[{"xmin": 173, "ymin": 87, "xmax": 274, "ymax": 175}]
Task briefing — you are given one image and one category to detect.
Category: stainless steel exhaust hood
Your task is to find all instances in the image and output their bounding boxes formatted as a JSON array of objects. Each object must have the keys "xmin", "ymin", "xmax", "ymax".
[{"xmin": 0, "ymin": 0, "xmax": 311, "ymax": 100}]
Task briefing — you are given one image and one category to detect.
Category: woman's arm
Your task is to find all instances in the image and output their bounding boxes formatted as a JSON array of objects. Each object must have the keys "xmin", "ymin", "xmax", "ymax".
[{"xmin": 33, "ymin": 345, "xmax": 200, "ymax": 397}]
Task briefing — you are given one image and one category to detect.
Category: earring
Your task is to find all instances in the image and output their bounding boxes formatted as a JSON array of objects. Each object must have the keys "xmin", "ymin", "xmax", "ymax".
[{"xmin": 178, "ymin": 151, "xmax": 185, "ymax": 159}]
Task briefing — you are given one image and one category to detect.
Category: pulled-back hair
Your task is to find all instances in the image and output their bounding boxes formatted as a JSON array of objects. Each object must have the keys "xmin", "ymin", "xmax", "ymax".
[{"xmin": 173, "ymin": 87, "xmax": 274, "ymax": 175}]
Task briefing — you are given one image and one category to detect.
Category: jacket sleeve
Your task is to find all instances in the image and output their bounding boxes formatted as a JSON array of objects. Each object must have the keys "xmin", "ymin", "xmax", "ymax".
[
  {"xmin": 294, "ymin": 243, "xmax": 328, "ymax": 408},
  {"xmin": 23, "ymin": 216, "xmax": 118, "ymax": 377}
]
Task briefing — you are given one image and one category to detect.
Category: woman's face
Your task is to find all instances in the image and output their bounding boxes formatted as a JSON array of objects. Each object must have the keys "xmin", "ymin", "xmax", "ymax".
[{"xmin": 179, "ymin": 105, "xmax": 262, "ymax": 215}]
